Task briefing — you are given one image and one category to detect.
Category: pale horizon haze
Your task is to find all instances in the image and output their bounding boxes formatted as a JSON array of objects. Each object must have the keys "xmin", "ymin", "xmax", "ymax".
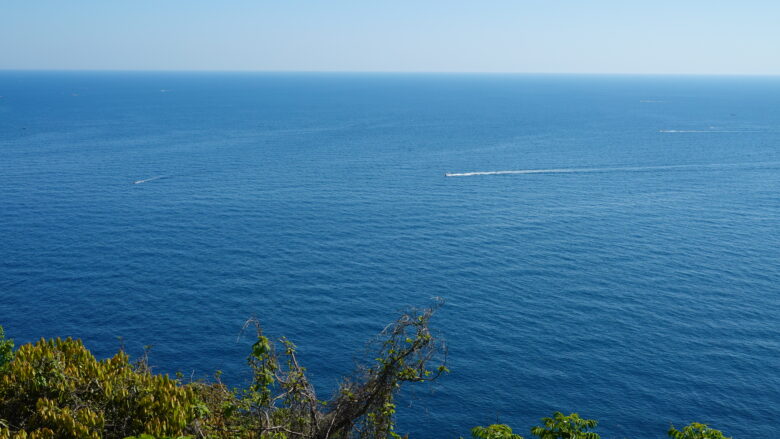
[{"xmin": 2, "ymin": 0, "xmax": 780, "ymax": 74}]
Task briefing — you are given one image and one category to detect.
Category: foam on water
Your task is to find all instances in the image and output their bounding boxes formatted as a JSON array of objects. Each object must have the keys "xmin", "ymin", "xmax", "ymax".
[
  {"xmin": 445, "ymin": 161, "xmax": 780, "ymax": 177},
  {"xmin": 658, "ymin": 129, "xmax": 757, "ymax": 133},
  {"xmin": 133, "ymin": 176, "xmax": 164, "ymax": 184}
]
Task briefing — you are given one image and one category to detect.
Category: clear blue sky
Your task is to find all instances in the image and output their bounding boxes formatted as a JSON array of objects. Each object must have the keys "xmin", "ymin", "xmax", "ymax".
[{"xmin": 2, "ymin": 0, "xmax": 779, "ymax": 74}]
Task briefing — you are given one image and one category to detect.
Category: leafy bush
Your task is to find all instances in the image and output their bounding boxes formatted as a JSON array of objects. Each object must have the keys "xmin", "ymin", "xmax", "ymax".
[
  {"xmin": 0, "ymin": 304, "xmax": 447, "ymax": 439},
  {"xmin": 477, "ymin": 415, "xmax": 733, "ymax": 439},
  {"xmin": 471, "ymin": 424, "xmax": 524, "ymax": 439},
  {"xmin": 668, "ymin": 422, "xmax": 732, "ymax": 439},
  {"xmin": 0, "ymin": 326, "xmax": 12, "ymax": 372},
  {"xmin": 530, "ymin": 412, "xmax": 599, "ymax": 439},
  {"xmin": 191, "ymin": 304, "xmax": 448, "ymax": 439},
  {"xmin": 0, "ymin": 337, "xmax": 199, "ymax": 439}
]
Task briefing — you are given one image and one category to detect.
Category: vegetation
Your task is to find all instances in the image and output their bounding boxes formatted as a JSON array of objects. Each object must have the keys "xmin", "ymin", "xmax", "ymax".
[
  {"xmin": 529, "ymin": 412, "xmax": 599, "ymax": 439},
  {"xmin": 0, "ymin": 327, "xmax": 12, "ymax": 373},
  {"xmin": 189, "ymin": 304, "xmax": 447, "ymax": 439},
  {"xmin": 471, "ymin": 424, "xmax": 524, "ymax": 439},
  {"xmin": 0, "ymin": 337, "xmax": 200, "ymax": 439},
  {"xmin": 668, "ymin": 423, "xmax": 732, "ymax": 439},
  {"xmin": 0, "ymin": 312, "xmax": 733, "ymax": 439}
]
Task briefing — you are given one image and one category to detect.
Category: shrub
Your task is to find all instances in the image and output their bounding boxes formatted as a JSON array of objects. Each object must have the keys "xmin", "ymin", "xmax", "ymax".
[
  {"xmin": 192, "ymin": 303, "xmax": 448, "ymax": 439},
  {"xmin": 668, "ymin": 422, "xmax": 731, "ymax": 439},
  {"xmin": 0, "ymin": 326, "xmax": 12, "ymax": 372},
  {"xmin": 471, "ymin": 424, "xmax": 524, "ymax": 439},
  {"xmin": 530, "ymin": 412, "xmax": 599, "ymax": 439},
  {"xmin": 0, "ymin": 337, "xmax": 199, "ymax": 439},
  {"xmin": 0, "ymin": 304, "xmax": 447, "ymax": 439}
]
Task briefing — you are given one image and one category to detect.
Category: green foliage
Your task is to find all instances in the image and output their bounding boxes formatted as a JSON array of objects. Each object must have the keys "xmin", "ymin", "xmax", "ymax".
[
  {"xmin": 0, "ymin": 326, "xmax": 13, "ymax": 372},
  {"xmin": 530, "ymin": 412, "xmax": 599, "ymax": 439},
  {"xmin": 160, "ymin": 304, "xmax": 447, "ymax": 439},
  {"xmin": 471, "ymin": 424, "xmax": 524, "ymax": 439},
  {"xmin": 248, "ymin": 333, "xmax": 277, "ymax": 408},
  {"xmin": 332, "ymin": 302, "xmax": 447, "ymax": 439},
  {"xmin": 124, "ymin": 435, "xmax": 192, "ymax": 439},
  {"xmin": 0, "ymin": 314, "xmax": 738, "ymax": 439},
  {"xmin": 194, "ymin": 304, "xmax": 448, "ymax": 439},
  {"xmin": 668, "ymin": 422, "xmax": 731, "ymax": 439},
  {"xmin": 0, "ymin": 337, "xmax": 199, "ymax": 439}
]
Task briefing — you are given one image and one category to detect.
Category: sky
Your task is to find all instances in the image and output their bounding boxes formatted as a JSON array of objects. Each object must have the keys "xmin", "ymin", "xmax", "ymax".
[{"xmin": 1, "ymin": 0, "xmax": 779, "ymax": 74}]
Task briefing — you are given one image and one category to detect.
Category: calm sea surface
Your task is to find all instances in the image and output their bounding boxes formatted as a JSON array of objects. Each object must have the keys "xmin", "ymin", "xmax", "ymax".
[{"xmin": 1, "ymin": 72, "xmax": 779, "ymax": 438}]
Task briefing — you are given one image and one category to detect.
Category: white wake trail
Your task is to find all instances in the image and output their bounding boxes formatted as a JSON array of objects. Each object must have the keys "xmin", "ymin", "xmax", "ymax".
[
  {"xmin": 659, "ymin": 129, "xmax": 757, "ymax": 133},
  {"xmin": 444, "ymin": 162, "xmax": 780, "ymax": 177},
  {"xmin": 445, "ymin": 169, "xmax": 580, "ymax": 177},
  {"xmin": 133, "ymin": 176, "xmax": 164, "ymax": 184}
]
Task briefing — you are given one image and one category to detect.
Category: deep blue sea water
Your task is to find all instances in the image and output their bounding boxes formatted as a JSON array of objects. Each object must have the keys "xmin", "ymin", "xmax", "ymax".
[{"xmin": 1, "ymin": 72, "xmax": 779, "ymax": 438}]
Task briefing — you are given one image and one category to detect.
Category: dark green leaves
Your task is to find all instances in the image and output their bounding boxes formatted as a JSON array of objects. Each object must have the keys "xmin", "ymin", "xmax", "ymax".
[
  {"xmin": 472, "ymin": 424, "xmax": 524, "ymax": 439},
  {"xmin": 668, "ymin": 422, "xmax": 731, "ymax": 439},
  {"xmin": 0, "ymin": 325, "xmax": 13, "ymax": 372},
  {"xmin": 529, "ymin": 412, "xmax": 599, "ymax": 439}
]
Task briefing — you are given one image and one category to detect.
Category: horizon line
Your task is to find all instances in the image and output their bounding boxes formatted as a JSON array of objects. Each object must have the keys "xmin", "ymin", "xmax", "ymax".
[{"xmin": 1, "ymin": 68, "xmax": 779, "ymax": 77}]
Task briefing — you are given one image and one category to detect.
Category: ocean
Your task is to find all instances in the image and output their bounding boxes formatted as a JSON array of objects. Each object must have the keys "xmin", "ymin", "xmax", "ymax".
[{"xmin": 1, "ymin": 72, "xmax": 778, "ymax": 438}]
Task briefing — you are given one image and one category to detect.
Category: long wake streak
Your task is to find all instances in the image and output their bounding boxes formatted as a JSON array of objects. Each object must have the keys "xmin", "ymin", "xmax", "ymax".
[
  {"xmin": 659, "ymin": 129, "xmax": 757, "ymax": 133},
  {"xmin": 444, "ymin": 162, "xmax": 780, "ymax": 177}
]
